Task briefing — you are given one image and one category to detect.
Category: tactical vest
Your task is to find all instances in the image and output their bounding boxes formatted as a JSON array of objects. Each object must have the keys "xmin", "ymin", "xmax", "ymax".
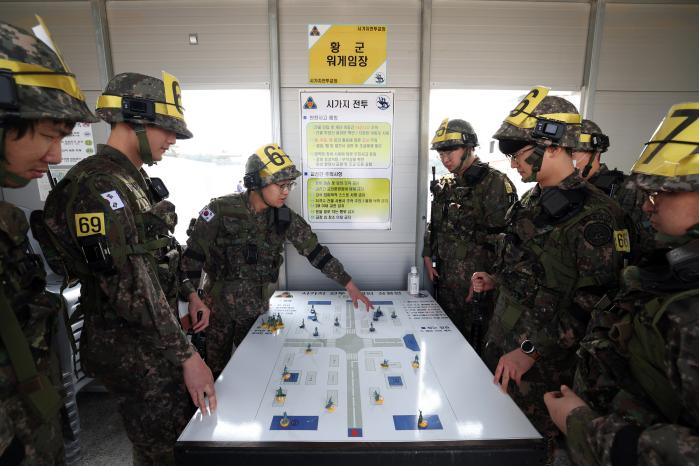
[
  {"xmin": 39, "ymin": 153, "xmax": 182, "ymax": 318},
  {"xmin": 0, "ymin": 202, "xmax": 62, "ymax": 423},
  {"xmin": 204, "ymin": 194, "xmax": 285, "ymax": 286},
  {"xmin": 430, "ymin": 162, "xmax": 491, "ymax": 259},
  {"xmin": 494, "ymin": 187, "xmax": 619, "ymax": 349},
  {"xmin": 610, "ymin": 289, "xmax": 699, "ymax": 424},
  {"xmin": 590, "ymin": 168, "xmax": 625, "ymax": 198}
]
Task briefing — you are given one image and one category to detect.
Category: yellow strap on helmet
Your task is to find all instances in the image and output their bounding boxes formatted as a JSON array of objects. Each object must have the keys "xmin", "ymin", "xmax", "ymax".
[
  {"xmin": 633, "ymin": 102, "xmax": 699, "ymax": 177},
  {"xmin": 580, "ymin": 134, "xmax": 593, "ymax": 142},
  {"xmin": 95, "ymin": 71, "xmax": 186, "ymax": 121},
  {"xmin": 431, "ymin": 118, "xmax": 464, "ymax": 146},
  {"xmin": 0, "ymin": 58, "xmax": 86, "ymax": 102},
  {"xmin": 255, "ymin": 144, "xmax": 294, "ymax": 177},
  {"xmin": 95, "ymin": 95, "xmax": 185, "ymax": 121}
]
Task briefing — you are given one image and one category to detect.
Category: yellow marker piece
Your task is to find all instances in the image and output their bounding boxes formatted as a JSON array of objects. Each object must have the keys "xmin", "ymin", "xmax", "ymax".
[
  {"xmin": 74, "ymin": 213, "xmax": 105, "ymax": 237},
  {"xmin": 614, "ymin": 229, "xmax": 631, "ymax": 253}
]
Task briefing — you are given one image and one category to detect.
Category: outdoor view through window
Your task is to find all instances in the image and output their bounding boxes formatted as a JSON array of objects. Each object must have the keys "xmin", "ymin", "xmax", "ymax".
[{"xmin": 148, "ymin": 89, "xmax": 272, "ymax": 241}]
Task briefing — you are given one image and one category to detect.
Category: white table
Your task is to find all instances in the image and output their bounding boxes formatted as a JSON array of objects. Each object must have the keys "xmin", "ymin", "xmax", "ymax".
[{"xmin": 176, "ymin": 291, "xmax": 543, "ymax": 465}]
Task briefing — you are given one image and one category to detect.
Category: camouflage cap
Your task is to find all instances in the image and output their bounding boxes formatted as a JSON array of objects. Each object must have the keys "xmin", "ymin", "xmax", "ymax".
[
  {"xmin": 628, "ymin": 102, "xmax": 699, "ymax": 192},
  {"xmin": 245, "ymin": 144, "xmax": 301, "ymax": 189},
  {"xmin": 430, "ymin": 118, "xmax": 478, "ymax": 150},
  {"xmin": 0, "ymin": 21, "xmax": 97, "ymax": 123},
  {"xmin": 493, "ymin": 87, "xmax": 581, "ymax": 149},
  {"xmin": 575, "ymin": 119, "xmax": 610, "ymax": 153},
  {"xmin": 96, "ymin": 72, "xmax": 192, "ymax": 139}
]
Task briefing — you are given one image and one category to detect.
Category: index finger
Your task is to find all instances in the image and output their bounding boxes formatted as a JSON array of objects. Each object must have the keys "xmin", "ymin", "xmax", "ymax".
[
  {"xmin": 207, "ymin": 389, "xmax": 217, "ymax": 413},
  {"xmin": 500, "ymin": 368, "xmax": 511, "ymax": 393}
]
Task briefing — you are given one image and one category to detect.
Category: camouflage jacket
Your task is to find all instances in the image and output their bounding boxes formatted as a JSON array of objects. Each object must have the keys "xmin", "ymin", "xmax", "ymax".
[
  {"xmin": 589, "ymin": 164, "xmax": 656, "ymax": 257},
  {"xmin": 41, "ymin": 145, "xmax": 193, "ymax": 366},
  {"xmin": 0, "ymin": 201, "xmax": 62, "ymax": 446},
  {"xmin": 181, "ymin": 192, "xmax": 351, "ymax": 296},
  {"xmin": 422, "ymin": 160, "xmax": 517, "ymax": 277},
  {"xmin": 568, "ymin": 239, "xmax": 699, "ymax": 466},
  {"xmin": 487, "ymin": 172, "xmax": 627, "ymax": 361}
]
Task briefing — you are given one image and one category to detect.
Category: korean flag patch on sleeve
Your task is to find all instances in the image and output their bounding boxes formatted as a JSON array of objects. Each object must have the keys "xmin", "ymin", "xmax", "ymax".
[
  {"xmin": 199, "ymin": 206, "xmax": 215, "ymax": 222},
  {"xmin": 101, "ymin": 190, "xmax": 125, "ymax": 210}
]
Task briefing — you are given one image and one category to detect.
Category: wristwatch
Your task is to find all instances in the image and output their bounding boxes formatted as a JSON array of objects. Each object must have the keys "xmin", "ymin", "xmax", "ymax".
[{"xmin": 520, "ymin": 340, "xmax": 541, "ymax": 361}]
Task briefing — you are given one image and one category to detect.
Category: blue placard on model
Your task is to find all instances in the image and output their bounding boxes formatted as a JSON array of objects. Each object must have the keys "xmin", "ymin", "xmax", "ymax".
[
  {"xmin": 283, "ymin": 372, "xmax": 300, "ymax": 383},
  {"xmin": 387, "ymin": 376, "xmax": 404, "ymax": 387},
  {"xmin": 270, "ymin": 415, "xmax": 319, "ymax": 430},
  {"xmin": 308, "ymin": 301, "xmax": 332, "ymax": 305},
  {"xmin": 403, "ymin": 334, "xmax": 420, "ymax": 351},
  {"xmin": 348, "ymin": 427, "xmax": 363, "ymax": 437},
  {"xmin": 392, "ymin": 414, "xmax": 443, "ymax": 430}
]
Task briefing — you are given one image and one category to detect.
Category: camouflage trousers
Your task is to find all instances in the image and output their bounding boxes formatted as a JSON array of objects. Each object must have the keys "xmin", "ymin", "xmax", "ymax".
[
  {"xmin": 205, "ymin": 281, "xmax": 268, "ymax": 377},
  {"xmin": 0, "ymin": 348, "xmax": 64, "ymax": 465},
  {"xmin": 81, "ymin": 319, "xmax": 193, "ymax": 466},
  {"xmin": 484, "ymin": 342, "xmax": 576, "ymax": 464},
  {"xmin": 435, "ymin": 257, "xmax": 486, "ymax": 341}
]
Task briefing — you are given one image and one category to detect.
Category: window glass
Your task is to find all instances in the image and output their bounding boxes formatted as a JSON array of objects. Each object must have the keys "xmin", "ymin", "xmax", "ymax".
[{"xmin": 148, "ymin": 89, "xmax": 272, "ymax": 241}]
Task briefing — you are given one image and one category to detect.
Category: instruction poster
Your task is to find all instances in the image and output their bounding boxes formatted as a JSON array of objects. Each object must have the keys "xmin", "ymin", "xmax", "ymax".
[
  {"xmin": 301, "ymin": 91, "xmax": 394, "ymax": 230},
  {"xmin": 308, "ymin": 25, "xmax": 387, "ymax": 86}
]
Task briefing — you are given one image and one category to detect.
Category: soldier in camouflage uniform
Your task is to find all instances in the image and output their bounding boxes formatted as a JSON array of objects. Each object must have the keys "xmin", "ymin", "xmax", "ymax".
[
  {"xmin": 0, "ymin": 20, "xmax": 97, "ymax": 465},
  {"xmin": 422, "ymin": 118, "xmax": 517, "ymax": 340},
  {"xmin": 39, "ymin": 72, "xmax": 216, "ymax": 466},
  {"xmin": 572, "ymin": 119, "xmax": 656, "ymax": 258},
  {"xmin": 545, "ymin": 102, "xmax": 699, "ymax": 466},
  {"xmin": 181, "ymin": 144, "xmax": 373, "ymax": 376},
  {"xmin": 471, "ymin": 87, "xmax": 628, "ymax": 461}
]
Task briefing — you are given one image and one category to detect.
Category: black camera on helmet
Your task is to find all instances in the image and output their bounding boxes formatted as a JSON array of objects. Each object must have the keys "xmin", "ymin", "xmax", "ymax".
[
  {"xmin": 0, "ymin": 71, "xmax": 19, "ymax": 110},
  {"xmin": 532, "ymin": 118, "xmax": 565, "ymax": 143},
  {"xmin": 122, "ymin": 96, "xmax": 156, "ymax": 121}
]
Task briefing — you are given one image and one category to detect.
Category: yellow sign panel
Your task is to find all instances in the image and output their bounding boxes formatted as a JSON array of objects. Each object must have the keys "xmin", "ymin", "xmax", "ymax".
[
  {"xmin": 308, "ymin": 25, "xmax": 387, "ymax": 85},
  {"xmin": 74, "ymin": 213, "xmax": 106, "ymax": 237},
  {"xmin": 306, "ymin": 122, "xmax": 391, "ymax": 169},
  {"xmin": 306, "ymin": 178, "xmax": 390, "ymax": 223}
]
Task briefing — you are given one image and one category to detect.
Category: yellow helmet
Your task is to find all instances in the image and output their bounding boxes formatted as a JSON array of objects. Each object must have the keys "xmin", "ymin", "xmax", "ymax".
[{"xmin": 630, "ymin": 102, "xmax": 699, "ymax": 192}]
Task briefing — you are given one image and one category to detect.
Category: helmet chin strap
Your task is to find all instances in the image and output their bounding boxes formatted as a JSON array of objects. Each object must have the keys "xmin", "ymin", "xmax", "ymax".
[
  {"xmin": 452, "ymin": 146, "xmax": 471, "ymax": 174},
  {"xmin": 0, "ymin": 127, "xmax": 33, "ymax": 188},
  {"xmin": 131, "ymin": 123, "xmax": 154, "ymax": 166},
  {"xmin": 581, "ymin": 152, "xmax": 597, "ymax": 179},
  {"xmin": 522, "ymin": 143, "xmax": 547, "ymax": 183},
  {"xmin": 258, "ymin": 186, "xmax": 276, "ymax": 210}
]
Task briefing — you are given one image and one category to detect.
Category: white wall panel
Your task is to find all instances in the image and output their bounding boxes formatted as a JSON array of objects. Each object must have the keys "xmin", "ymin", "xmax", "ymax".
[
  {"xmin": 278, "ymin": 0, "xmax": 421, "ymax": 88},
  {"xmin": 597, "ymin": 4, "xmax": 699, "ymax": 92},
  {"xmin": 286, "ymin": 243, "xmax": 415, "ymax": 290},
  {"xmin": 107, "ymin": 0, "xmax": 270, "ymax": 88},
  {"xmin": 592, "ymin": 90, "xmax": 699, "ymax": 172},
  {"xmin": 1, "ymin": 1, "xmax": 102, "ymax": 91},
  {"xmin": 431, "ymin": 0, "xmax": 589, "ymax": 89}
]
